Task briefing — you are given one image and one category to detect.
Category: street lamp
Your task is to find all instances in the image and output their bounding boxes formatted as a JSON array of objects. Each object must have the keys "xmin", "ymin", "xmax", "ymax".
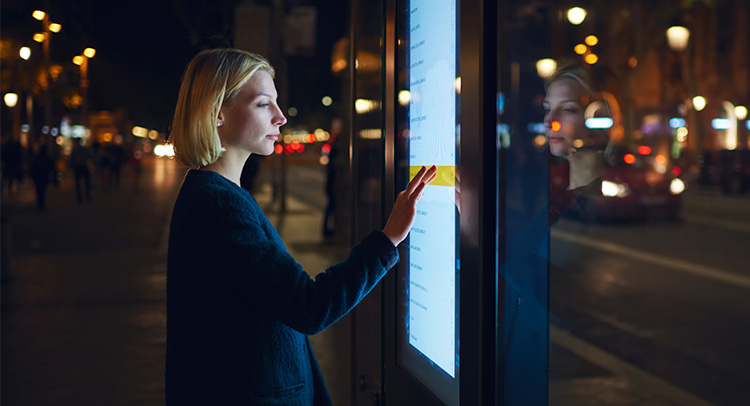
[
  {"xmin": 567, "ymin": 7, "xmax": 587, "ymax": 25},
  {"xmin": 32, "ymin": 10, "xmax": 61, "ymax": 131},
  {"xmin": 73, "ymin": 48, "xmax": 96, "ymax": 128},
  {"xmin": 4, "ymin": 93, "xmax": 20, "ymax": 141},
  {"xmin": 666, "ymin": 26, "xmax": 690, "ymax": 52},
  {"xmin": 535, "ymin": 58, "xmax": 557, "ymax": 79}
]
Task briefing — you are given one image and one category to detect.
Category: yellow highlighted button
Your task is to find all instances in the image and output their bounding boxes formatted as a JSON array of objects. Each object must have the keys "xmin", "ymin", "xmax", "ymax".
[{"xmin": 410, "ymin": 165, "xmax": 455, "ymax": 187}]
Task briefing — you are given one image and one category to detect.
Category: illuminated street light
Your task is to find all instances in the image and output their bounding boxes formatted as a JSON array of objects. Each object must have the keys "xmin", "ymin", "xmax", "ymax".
[
  {"xmin": 584, "ymin": 54, "xmax": 598, "ymax": 65},
  {"xmin": 4, "ymin": 93, "xmax": 18, "ymax": 108},
  {"xmin": 20, "ymin": 47, "xmax": 31, "ymax": 60},
  {"xmin": 584, "ymin": 35, "xmax": 598, "ymax": 46},
  {"xmin": 666, "ymin": 26, "xmax": 690, "ymax": 52},
  {"xmin": 398, "ymin": 90, "xmax": 411, "ymax": 106},
  {"xmin": 567, "ymin": 7, "xmax": 587, "ymax": 25},
  {"xmin": 574, "ymin": 44, "xmax": 587, "ymax": 55},
  {"xmin": 535, "ymin": 58, "xmax": 557, "ymax": 79},
  {"xmin": 73, "ymin": 48, "xmax": 96, "ymax": 127},
  {"xmin": 32, "ymin": 10, "xmax": 62, "ymax": 131},
  {"xmin": 692, "ymin": 95, "xmax": 706, "ymax": 111},
  {"xmin": 321, "ymin": 96, "xmax": 333, "ymax": 106},
  {"xmin": 734, "ymin": 105, "xmax": 747, "ymax": 120}
]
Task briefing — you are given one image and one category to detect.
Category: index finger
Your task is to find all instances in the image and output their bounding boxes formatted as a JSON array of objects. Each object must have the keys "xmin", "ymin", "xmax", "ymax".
[{"xmin": 407, "ymin": 165, "xmax": 437, "ymax": 194}]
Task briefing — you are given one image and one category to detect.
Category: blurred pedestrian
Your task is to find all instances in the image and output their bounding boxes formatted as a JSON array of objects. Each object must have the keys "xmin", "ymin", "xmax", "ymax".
[
  {"xmin": 107, "ymin": 142, "xmax": 125, "ymax": 190},
  {"xmin": 92, "ymin": 141, "xmax": 111, "ymax": 192},
  {"xmin": 166, "ymin": 48, "xmax": 436, "ymax": 405},
  {"xmin": 30, "ymin": 144, "xmax": 54, "ymax": 210},
  {"xmin": 69, "ymin": 139, "xmax": 94, "ymax": 203},
  {"xmin": 1, "ymin": 135, "xmax": 24, "ymax": 195},
  {"xmin": 129, "ymin": 144, "xmax": 143, "ymax": 194}
]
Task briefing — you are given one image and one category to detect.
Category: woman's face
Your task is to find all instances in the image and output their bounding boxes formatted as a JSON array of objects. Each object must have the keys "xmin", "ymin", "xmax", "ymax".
[
  {"xmin": 543, "ymin": 78, "xmax": 589, "ymax": 157},
  {"xmin": 218, "ymin": 70, "xmax": 287, "ymax": 156}
]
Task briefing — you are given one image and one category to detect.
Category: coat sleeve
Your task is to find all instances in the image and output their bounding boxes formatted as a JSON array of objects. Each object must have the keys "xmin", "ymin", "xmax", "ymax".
[{"xmin": 212, "ymin": 196, "xmax": 399, "ymax": 335}]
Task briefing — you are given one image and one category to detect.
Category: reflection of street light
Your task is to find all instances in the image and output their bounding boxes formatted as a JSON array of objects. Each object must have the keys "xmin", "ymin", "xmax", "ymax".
[
  {"xmin": 535, "ymin": 58, "xmax": 557, "ymax": 79},
  {"xmin": 567, "ymin": 7, "xmax": 587, "ymax": 25},
  {"xmin": 32, "ymin": 10, "xmax": 61, "ymax": 131},
  {"xmin": 692, "ymin": 95, "xmax": 706, "ymax": 111},
  {"xmin": 666, "ymin": 26, "xmax": 690, "ymax": 52},
  {"xmin": 73, "ymin": 48, "xmax": 96, "ymax": 127},
  {"xmin": 734, "ymin": 105, "xmax": 747, "ymax": 120},
  {"xmin": 4, "ymin": 93, "xmax": 18, "ymax": 108}
]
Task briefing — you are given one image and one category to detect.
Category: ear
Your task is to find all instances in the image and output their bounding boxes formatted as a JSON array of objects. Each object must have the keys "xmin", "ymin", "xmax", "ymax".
[{"xmin": 217, "ymin": 110, "xmax": 225, "ymax": 127}]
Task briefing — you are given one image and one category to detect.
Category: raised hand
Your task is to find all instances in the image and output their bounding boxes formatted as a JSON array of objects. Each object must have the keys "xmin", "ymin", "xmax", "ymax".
[{"xmin": 382, "ymin": 165, "xmax": 438, "ymax": 246}]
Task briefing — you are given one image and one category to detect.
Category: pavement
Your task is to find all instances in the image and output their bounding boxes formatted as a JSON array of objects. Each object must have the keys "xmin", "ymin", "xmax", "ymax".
[{"xmin": 0, "ymin": 155, "xmax": 711, "ymax": 405}]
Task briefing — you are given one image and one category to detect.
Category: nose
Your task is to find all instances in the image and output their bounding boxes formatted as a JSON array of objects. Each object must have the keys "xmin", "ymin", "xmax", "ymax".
[
  {"xmin": 544, "ymin": 110, "xmax": 555, "ymax": 128},
  {"xmin": 274, "ymin": 106, "xmax": 287, "ymax": 126}
]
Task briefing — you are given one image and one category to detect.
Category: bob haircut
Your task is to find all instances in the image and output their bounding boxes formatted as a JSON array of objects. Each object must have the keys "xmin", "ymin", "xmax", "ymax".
[
  {"xmin": 545, "ymin": 61, "xmax": 616, "ymax": 158},
  {"xmin": 170, "ymin": 48, "xmax": 275, "ymax": 168},
  {"xmin": 544, "ymin": 61, "xmax": 594, "ymax": 101}
]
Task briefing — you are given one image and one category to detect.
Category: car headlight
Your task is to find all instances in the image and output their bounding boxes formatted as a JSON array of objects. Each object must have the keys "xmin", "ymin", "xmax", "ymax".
[
  {"xmin": 670, "ymin": 178, "xmax": 685, "ymax": 194},
  {"xmin": 601, "ymin": 180, "xmax": 630, "ymax": 197}
]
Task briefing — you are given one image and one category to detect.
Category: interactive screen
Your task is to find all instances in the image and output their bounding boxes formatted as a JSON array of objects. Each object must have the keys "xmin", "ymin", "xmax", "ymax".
[
  {"xmin": 396, "ymin": 0, "xmax": 459, "ymax": 402},
  {"xmin": 407, "ymin": 0, "xmax": 458, "ymax": 378}
]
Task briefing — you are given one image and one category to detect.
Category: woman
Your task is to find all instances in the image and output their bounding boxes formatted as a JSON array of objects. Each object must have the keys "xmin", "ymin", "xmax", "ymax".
[
  {"xmin": 543, "ymin": 63, "xmax": 609, "ymax": 223},
  {"xmin": 166, "ymin": 48, "xmax": 436, "ymax": 405}
]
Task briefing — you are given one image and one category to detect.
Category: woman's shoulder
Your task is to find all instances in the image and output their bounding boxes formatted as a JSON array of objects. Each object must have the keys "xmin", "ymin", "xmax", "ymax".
[{"xmin": 178, "ymin": 170, "xmax": 260, "ymax": 215}]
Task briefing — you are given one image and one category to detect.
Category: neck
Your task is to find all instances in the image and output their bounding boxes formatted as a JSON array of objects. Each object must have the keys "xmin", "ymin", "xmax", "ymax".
[
  {"xmin": 202, "ymin": 149, "xmax": 250, "ymax": 187},
  {"xmin": 568, "ymin": 149, "xmax": 604, "ymax": 190}
]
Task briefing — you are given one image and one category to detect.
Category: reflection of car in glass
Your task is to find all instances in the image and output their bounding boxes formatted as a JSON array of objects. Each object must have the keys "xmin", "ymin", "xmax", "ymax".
[
  {"xmin": 550, "ymin": 148, "xmax": 685, "ymax": 221},
  {"xmin": 717, "ymin": 149, "xmax": 750, "ymax": 195}
]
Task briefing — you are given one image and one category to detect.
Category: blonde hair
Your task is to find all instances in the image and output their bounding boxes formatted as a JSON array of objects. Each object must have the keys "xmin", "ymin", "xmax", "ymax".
[
  {"xmin": 170, "ymin": 49, "xmax": 275, "ymax": 167},
  {"xmin": 545, "ymin": 61, "xmax": 594, "ymax": 97}
]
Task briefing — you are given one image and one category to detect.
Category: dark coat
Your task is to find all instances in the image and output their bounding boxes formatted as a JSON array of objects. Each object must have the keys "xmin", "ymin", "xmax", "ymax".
[{"xmin": 166, "ymin": 169, "xmax": 398, "ymax": 405}]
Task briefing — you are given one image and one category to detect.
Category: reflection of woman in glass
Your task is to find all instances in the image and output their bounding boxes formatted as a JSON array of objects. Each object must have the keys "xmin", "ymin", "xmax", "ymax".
[{"xmin": 543, "ymin": 63, "xmax": 608, "ymax": 223}]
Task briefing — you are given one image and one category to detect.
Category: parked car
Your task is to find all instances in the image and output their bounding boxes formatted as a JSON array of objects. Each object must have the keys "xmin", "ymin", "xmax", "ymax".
[
  {"xmin": 716, "ymin": 149, "xmax": 750, "ymax": 195},
  {"xmin": 550, "ymin": 148, "xmax": 684, "ymax": 222}
]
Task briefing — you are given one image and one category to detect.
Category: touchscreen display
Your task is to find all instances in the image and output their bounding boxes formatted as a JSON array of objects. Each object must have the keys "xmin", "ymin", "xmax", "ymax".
[{"xmin": 406, "ymin": 0, "xmax": 458, "ymax": 378}]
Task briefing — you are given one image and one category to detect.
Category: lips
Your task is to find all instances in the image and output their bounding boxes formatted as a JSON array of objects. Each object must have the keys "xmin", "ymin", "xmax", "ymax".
[{"xmin": 266, "ymin": 134, "xmax": 279, "ymax": 141}]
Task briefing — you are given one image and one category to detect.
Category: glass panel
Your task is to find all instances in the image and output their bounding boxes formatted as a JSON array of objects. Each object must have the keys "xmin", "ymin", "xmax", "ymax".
[
  {"xmin": 395, "ymin": 0, "xmax": 461, "ymax": 403},
  {"xmin": 499, "ymin": 1, "xmax": 750, "ymax": 404}
]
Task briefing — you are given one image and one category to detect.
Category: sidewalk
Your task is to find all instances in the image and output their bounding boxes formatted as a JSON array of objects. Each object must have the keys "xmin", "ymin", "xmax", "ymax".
[
  {"xmin": 0, "ymin": 158, "xmax": 351, "ymax": 405},
  {"xmin": 0, "ymin": 157, "xmax": 709, "ymax": 405}
]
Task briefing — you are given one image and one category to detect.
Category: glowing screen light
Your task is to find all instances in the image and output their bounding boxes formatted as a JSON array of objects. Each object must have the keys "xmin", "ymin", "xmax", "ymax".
[
  {"xmin": 712, "ymin": 118, "xmax": 730, "ymax": 130},
  {"xmin": 585, "ymin": 117, "xmax": 613, "ymax": 129},
  {"xmin": 406, "ymin": 0, "xmax": 457, "ymax": 379},
  {"xmin": 669, "ymin": 118, "xmax": 686, "ymax": 128}
]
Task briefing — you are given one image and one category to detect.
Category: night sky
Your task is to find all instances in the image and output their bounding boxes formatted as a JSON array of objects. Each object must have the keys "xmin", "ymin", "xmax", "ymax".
[{"xmin": 1, "ymin": 0, "xmax": 347, "ymax": 135}]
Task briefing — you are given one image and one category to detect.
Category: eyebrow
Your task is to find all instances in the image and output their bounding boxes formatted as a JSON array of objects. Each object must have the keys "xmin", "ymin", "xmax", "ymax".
[{"xmin": 543, "ymin": 99, "xmax": 581, "ymax": 105}]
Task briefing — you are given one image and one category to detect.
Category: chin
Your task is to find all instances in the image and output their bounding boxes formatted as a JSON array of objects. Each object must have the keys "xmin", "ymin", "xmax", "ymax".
[{"xmin": 549, "ymin": 145, "xmax": 569, "ymax": 157}]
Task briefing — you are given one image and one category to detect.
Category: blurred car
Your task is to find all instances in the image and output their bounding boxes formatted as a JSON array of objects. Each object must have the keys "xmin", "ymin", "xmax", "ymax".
[
  {"xmin": 716, "ymin": 149, "xmax": 750, "ymax": 195},
  {"xmin": 550, "ymin": 148, "xmax": 684, "ymax": 222}
]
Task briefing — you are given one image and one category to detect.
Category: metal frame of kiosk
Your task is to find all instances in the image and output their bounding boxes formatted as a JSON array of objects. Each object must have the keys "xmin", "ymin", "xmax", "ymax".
[{"xmin": 380, "ymin": 0, "xmax": 498, "ymax": 405}]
